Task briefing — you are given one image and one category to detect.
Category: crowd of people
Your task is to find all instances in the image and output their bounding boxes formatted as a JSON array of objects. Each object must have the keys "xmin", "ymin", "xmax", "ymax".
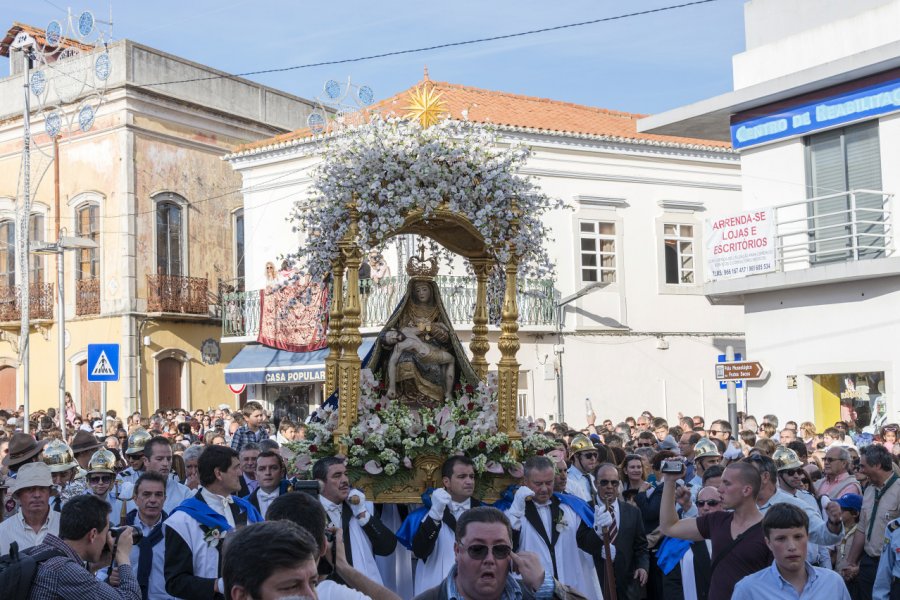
[{"xmin": 0, "ymin": 400, "xmax": 897, "ymax": 600}]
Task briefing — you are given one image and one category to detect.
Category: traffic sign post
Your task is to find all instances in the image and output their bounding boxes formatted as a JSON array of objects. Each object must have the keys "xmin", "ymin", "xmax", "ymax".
[
  {"xmin": 725, "ymin": 346, "xmax": 738, "ymax": 436},
  {"xmin": 88, "ymin": 344, "xmax": 119, "ymax": 436},
  {"xmin": 715, "ymin": 361, "xmax": 766, "ymax": 381}
]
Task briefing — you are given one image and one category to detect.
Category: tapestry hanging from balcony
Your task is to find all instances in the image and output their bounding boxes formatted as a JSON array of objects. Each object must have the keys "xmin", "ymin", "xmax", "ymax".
[{"xmin": 257, "ymin": 274, "xmax": 329, "ymax": 352}]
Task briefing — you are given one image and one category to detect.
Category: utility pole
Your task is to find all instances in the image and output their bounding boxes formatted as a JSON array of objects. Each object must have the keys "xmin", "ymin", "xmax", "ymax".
[{"xmin": 726, "ymin": 344, "xmax": 738, "ymax": 434}]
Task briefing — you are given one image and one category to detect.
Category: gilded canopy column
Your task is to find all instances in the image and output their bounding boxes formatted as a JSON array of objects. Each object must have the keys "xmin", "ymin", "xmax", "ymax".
[
  {"xmin": 469, "ymin": 258, "xmax": 492, "ymax": 381},
  {"xmin": 335, "ymin": 205, "xmax": 363, "ymax": 440},
  {"xmin": 324, "ymin": 258, "xmax": 345, "ymax": 399},
  {"xmin": 497, "ymin": 254, "xmax": 521, "ymax": 441}
]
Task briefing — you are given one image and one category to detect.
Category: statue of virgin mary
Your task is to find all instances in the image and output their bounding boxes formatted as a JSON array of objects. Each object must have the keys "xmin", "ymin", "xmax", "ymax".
[{"xmin": 366, "ymin": 257, "xmax": 479, "ymax": 409}]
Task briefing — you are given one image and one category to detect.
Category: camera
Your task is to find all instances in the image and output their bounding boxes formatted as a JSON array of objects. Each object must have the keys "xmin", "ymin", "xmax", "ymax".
[
  {"xmin": 661, "ymin": 459, "xmax": 685, "ymax": 474},
  {"xmin": 110, "ymin": 525, "xmax": 143, "ymax": 545}
]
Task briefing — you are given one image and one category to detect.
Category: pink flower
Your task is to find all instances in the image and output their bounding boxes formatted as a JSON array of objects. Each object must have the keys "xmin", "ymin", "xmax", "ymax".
[
  {"xmin": 485, "ymin": 461, "xmax": 504, "ymax": 474},
  {"xmin": 402, "ymin": 457, "xmax": 412, "ymax": 469},
  {"xmin": 364, "ymin": 460, "xmax": 383, "ymax": 475},
  {"xmin": 508, "ymin": 462, "xmax": 524, "ymax": 478}
]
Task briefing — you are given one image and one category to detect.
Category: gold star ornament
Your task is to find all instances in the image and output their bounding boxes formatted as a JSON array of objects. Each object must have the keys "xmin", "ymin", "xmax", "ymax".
[{"xmin": 404, "ymin": 84, "xmax": 448, "ymax": 129}]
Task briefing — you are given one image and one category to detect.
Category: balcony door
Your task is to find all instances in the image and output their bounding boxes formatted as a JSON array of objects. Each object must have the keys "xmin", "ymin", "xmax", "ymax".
[
  {"xmin": 156, "ymin": 198, "xmax": 184, "ymax": 277},
  {"xmin": 806, "ymin": 121, "xmax": 884, "ymax": 263}
]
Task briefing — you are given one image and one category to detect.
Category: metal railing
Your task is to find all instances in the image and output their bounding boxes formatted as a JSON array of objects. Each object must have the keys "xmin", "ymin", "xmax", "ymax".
[
  {"xmin": 221, "ymin": 275, "xmax": 558, "ymax": 339},
  {"xmin": 0, "ymin": 283, "xmax": 55, "ymax": 321},
  {"xmin": 75, "ymin": 278, "xmax": 100, "ymax": 316},
  {"xmin": 147, "ymin": 274, "xmax": 209, "ymax": 314},
  {"xmin": 776, "ymin": 189, "xmax": 894, "ymax": 269}
]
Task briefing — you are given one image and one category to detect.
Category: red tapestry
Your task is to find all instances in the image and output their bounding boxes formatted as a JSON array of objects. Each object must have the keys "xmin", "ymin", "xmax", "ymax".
[{"xmin": 257, "ymin": 276, "xmax": 329, "ymax": 352}]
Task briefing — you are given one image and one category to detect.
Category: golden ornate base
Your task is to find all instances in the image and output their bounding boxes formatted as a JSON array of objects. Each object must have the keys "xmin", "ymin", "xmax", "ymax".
[{"xmin": 352, "ymin": 455, "xmax": 516, "ymax": 503}]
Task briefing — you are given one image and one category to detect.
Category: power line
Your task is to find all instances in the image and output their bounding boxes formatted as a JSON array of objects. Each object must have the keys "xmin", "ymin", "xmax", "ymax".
[{"xmin": 138, "ymin": 0, "xmax": 720, "ymax": 88}]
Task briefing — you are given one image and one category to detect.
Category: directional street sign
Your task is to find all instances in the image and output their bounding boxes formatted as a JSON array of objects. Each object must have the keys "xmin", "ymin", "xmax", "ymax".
[
  {"xmin": 87, "ymin": 343, "xmax": 120, "ymax": 382},
  {"xmin": 718, "ymin": 353, "xmax": 742, "ymax": 389},
  {"xmin": 716, "ymin": 361, "xmax": 766, "ymax": 381}
]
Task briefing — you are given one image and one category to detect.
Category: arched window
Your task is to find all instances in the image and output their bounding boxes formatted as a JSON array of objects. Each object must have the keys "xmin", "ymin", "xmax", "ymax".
[
  {"xmin": 156, "ymin": 197, "xmax": 184, "ymax": 277},
  {"xmin": 75, "ymin": 202, "xmax": 99, "ymax": 280},
  {"xmin": 0, "ymin": 220, "xmax": 13, "ymax": 289}
]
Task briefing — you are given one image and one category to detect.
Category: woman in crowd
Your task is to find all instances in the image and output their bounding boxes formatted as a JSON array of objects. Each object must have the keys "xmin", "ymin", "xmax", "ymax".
[{"xmin": 619, "ymin": 453, "xmax": 650, "ymax": 492}]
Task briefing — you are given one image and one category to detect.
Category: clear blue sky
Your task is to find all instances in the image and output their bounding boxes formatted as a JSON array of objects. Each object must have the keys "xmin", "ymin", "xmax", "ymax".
[{"xmin": 6, "ymin": 0, "xmax": 746, "ymax": 115}]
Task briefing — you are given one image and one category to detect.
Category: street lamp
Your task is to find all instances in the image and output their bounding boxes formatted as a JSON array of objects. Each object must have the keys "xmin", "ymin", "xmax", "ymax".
[
  {"xmin": 555, "ymin": 281, "xmax": 610, "ymax": 424},
  {"xmin": 33, "ymin": 233, "xmax": 98, "ymax": 440}
]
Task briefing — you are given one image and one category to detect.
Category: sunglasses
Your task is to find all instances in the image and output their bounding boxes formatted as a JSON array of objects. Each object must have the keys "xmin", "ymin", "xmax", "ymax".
[
  {"xmin": 696, "ymin": 499, "xmax": 720, "ymax": 508},
  {"xmin": 637, "ymin": 442, "xmax": 653, "ymax": 447},
  {"xmin": 580, "ymin": 452, "xmax": 599, "ymax": 460},
  {"xmin": 782, "ymin": 469, "xmax": 804, "ymax": 476},
  {"xmin": 708, "ymin": 429, "xmax": 723, "ymax": 435},
  {"xmin": 596, "ymin": 479, "xmax": 618, "ymax": 487},
  {"xmin": 462, "ymin": 543, "xmax": 512, "ymax": 560},
  {"xmin": 88, "ymin": 475, "xmax": 112, "ymax": 484}
]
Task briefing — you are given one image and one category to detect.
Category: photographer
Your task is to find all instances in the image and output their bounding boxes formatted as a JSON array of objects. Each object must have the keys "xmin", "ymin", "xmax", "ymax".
[{"xmin": 29, "ymin": 494, "xmax": 140, "ymax": 599}]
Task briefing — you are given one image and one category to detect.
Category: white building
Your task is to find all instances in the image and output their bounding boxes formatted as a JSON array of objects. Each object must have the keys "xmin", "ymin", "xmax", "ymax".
[
  {"xmin": 640, "ymin": 0, "xmax": 900, "ymax": 432},
  {"xmin": 223, "ymin": 76, "xmax": 744, "ymax": 427}
]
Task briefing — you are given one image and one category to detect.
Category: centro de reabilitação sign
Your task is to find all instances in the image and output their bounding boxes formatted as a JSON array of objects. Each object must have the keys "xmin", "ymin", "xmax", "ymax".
[
  {"xmin": 730, "ymin": 77, "xmax": 900, "ymax": 150},
  {"xmin": 705, "ymin": 208, "xmax": 776, "ymax": 282}
]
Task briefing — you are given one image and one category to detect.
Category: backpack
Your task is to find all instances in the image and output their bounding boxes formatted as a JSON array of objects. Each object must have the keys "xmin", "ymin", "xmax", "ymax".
[{"xmin": 0, "ymin": 541, "xmax": 65, "ymax": 599}]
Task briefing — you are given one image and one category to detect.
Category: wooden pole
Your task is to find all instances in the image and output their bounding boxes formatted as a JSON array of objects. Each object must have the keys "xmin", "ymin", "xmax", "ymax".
[{"xmin": 602, "ymin": 524, "xmax": 618, "ymax": 600}]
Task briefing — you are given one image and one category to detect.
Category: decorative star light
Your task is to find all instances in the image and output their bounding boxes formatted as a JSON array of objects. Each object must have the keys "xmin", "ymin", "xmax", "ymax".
[{"xmin": 404, "ymin": 84, "xmax": 448, "ymax": 129}]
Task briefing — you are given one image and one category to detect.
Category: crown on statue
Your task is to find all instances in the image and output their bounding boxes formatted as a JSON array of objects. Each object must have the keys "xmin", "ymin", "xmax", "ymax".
[{"xmin": 406, "ymin": 243, "xmax": 440, "ymax": 278}]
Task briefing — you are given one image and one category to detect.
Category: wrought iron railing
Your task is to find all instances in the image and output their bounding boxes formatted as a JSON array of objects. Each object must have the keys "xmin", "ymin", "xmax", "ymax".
[
  {"xmin": 775, "ymin": 189, "xmax": 894, "ymax": 269},
  {"xmin": 147, "ymin": 274, "xmax": 209, "ymax": 314},
  {"xmin": 221, "ymin": 275, "xmax": 558, "ymax": 339},
  {"xmin": 75, "ymin": 278, "xmax": 101, "ymax": 316},
  {"xmin": 0, "ymin": 283, "xmax": 55, "ymax": 321}
]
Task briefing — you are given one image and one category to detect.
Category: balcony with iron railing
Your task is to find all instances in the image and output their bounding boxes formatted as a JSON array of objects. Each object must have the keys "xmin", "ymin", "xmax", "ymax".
[
  {"xmin": 0, "ymin": 283, "xmax": 55, "ymax": 323},
  {"xmin": 222, "ymin": 275, "xmax": 559, "ymax": 340},
  {"xmin": 707, "ymin": 189, "xmax": 897, "ymax": 297},
  {"xmin": 75, "ymin": 278, "xmax": 101, "ymax": 316},
  {"xmin": 147, "ymin": 274, "xmax": 210, "ymax": 315}
]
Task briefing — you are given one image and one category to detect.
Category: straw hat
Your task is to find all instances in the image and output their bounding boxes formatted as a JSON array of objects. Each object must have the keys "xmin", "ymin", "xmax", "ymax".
[{"xmin": 3, "ymin": 433, "xmax": 48, "ymax": 467}]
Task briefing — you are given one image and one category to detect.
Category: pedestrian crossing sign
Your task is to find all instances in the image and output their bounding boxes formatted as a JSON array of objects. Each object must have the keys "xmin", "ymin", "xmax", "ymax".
[{"xmin": 87, "ymin": 344, "xmax": 120, "ymax": 382}]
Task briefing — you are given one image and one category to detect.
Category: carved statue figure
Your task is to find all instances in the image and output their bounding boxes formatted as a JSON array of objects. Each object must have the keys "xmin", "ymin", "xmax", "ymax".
[{"xmin": 366, "ymin": 251, "xmax": 478, "ymax": 408}]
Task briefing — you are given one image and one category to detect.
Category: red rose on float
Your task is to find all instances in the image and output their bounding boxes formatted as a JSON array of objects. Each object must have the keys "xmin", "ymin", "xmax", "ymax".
[
  {"xmin": 465, "ymin": 384, "xmax": 474, "ymax": 394},
  {"xmin": 354, "ymin": 438, "xmax": 363, "ymax": 446},
  {"xmin": 466, "ymin": 402, "xmax": 475, "ymax": 411},
  {"xmin": 309, "ymin": 445, "xmax": 318, "ymax": 453},
  {"xmin": 499, "ymin": 444, "xmax": 509, "ymax": 454},
  {"xmin": 478, "ymin": 441, "xmax": 487, "ymax": 450},
  {"xmin": 427, "ymin": 425, "xmax": 436, "ymax": 434},
  {"xmin": 459, "ymin": 418, "xmax": 469, "ymax": 426}
]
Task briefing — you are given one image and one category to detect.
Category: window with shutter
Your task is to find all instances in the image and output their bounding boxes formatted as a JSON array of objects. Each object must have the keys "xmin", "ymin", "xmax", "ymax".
[{"xmin": 805, "ymin": 121, "xmax": 883, "ymax": 263}]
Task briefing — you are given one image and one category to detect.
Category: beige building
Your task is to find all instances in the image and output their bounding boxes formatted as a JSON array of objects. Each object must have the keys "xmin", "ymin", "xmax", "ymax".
[{"xmin": 0, "ymin": 23, "xmax": 315, "ymax": 417}]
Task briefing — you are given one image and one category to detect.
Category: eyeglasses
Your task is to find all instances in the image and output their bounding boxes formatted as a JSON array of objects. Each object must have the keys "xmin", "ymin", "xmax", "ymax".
[
  {"xmin": 462, "ymin": 543, "xmax": 512, "ymax": 560},
  {"xmin": 88, "ymin": 475, "xmax": 112, "ymax": 484},
  {"xmin": 708, "ymin": 429, "xmax": 723, "ymax": 435},
  {"xmin": 696, "ymin": 499, "xmax": 720, "ymax": 508},
  {"xmin": 782, "ymin": 469, "xmax": 803, "ymax": 476},
  {"xmin": 637, "ymin": 442, "xmax": 653, "ymax": 447},
  {"xmin": 580, "ymin": 452, "xmax": 598, "ymax": 460},
  {"xmin": 823, "ymin": 457, "xmax": 843, "ymax": 463},
  {"xmin": 596, "ymin": 479, "xmax": 618, "ymax": 488}
]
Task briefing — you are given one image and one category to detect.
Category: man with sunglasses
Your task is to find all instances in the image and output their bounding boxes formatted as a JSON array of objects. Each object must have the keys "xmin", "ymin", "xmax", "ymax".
[
  {"xmin": 675, "ymin": 486, "xmax": 722, "ymax": 600},
  {"xmin": 414, "ymin": 506, "xmax": 582, "ymax": 600},
  {"xmin": 506, "ymin": 456, "xmax": 605, "ymax": 599},
  {"xmin": 565, "ymin": 435, "xmax": 601, "ymax": 502},
  {"xmin": 817, "ymin": 447, "xmax": 863, "ymax": 499},
  {"xmin": 593, "ymin": 462, "xmax": 649, "ymax": 600}
]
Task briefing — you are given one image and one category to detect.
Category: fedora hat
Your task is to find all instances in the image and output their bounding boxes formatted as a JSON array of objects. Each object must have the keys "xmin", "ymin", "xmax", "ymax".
[
  {"xmin": 10, "ymin": 462, "xmax": 53, "ymax": 496},
  {"xmin": 3, "ymin": 433, "xmax": 48, "ymax": 467},
  {"xmin": 70, "ymin": 430, "xmax": 103, "ymax": 455}
]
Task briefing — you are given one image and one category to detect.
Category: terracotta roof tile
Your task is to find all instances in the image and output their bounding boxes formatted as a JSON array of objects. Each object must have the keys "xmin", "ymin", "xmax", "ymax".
[
  {"xmin": 233, "ymin": 78, "xmax": 733, "ymax": 156},
  {"xmin": 1, "ymin": 22, "xmax": 93, "ymax": 58}
]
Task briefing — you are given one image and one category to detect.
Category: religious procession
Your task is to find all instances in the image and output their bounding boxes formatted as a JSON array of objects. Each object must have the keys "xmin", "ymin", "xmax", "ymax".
[{"xmin": 4, "ymin": 1, "xmax": 900, "ymax": 600}]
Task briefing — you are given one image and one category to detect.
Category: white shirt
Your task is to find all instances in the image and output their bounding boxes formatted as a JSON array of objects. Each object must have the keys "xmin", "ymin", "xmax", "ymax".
[
  {"xmin": 317, "ymin": 579, "xmax": 371, "ymax": 600},
  {"xmin": 534, "ymin": 502, "xmax": 553, "ymax": 538},
  {"xmin": 0, "ymin": 509, "xmax": 60, "ymax": 555},
  {"xmin": 449, "ymin": 498, "xmax": 470, "ymax": 520},
  {"xmin": 98, "ymin": 513, "xmax": 176, "ymax": 599},
  {"xmin": 256, "ymin": 487, "xmax": 280, "ymax": 519},
  {"xmin": 200, "ymin": 487, "xmax": 235, "ymax": 528},
  {"xmin": 321, "ymin": 496, "xmax": 343, "ymax": 528}
]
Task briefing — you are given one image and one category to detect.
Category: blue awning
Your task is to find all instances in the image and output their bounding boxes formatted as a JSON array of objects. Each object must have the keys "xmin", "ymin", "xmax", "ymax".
[{"xmin": 224, "ymin": 338, "xmax": 376, "ymax": 385}]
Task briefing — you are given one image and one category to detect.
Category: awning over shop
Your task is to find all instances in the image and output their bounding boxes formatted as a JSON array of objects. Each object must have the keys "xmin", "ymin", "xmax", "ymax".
[{"xmin": 224, "ymin": 338, "xmax": 376, "ymax": 385}]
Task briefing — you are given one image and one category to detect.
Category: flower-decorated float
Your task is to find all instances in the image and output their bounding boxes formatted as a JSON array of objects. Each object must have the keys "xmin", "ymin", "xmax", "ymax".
[{"xmin": 286, "ymin": 83, "xmax": 563, "ymax": 501}]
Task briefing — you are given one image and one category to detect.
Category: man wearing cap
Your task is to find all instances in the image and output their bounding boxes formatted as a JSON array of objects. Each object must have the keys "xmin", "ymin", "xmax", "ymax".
[
  {"xmin": 85, "ymin": 448, "xmax": 128, "ymax": 526},
  {"xmin": 774, "ymin": 446, "xmax": 831, "ymax": 568},
  {"xmin": 42, "ymin": 439, "xmax": 85, "ymax": 511},
  {"xmin": 120, "ymin": 428, "xmax": 152, "ymax": 486},
  {"xmin": 2, "ymin": 432, "xmax": 48, "ymax": 517},
  {"xmin": 0, "ymin": 462, "xmax": 60, "ymax": 554},
  {"xmin": 565, "ymin": 434, "xmax": 601, "ymax": 503}
]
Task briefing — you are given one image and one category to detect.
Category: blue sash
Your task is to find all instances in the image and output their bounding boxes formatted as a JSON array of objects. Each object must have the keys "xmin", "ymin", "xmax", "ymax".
[
  {"xmin": 396, "ymin": 488, "xmax": 436, "ymax": 550},
  {"xmin": 656, "ymin": 536, "xmax": 693, "ymax": 574},
  {"xmin": 170, "ymin": 495, "xmax": 263, "ymax": 531}
]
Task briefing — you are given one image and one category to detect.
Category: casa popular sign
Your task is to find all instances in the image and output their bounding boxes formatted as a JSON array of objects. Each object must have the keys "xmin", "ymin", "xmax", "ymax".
[
  {"xmin": 716, "ymin": 361, "xmax": 766, "ymax": 382},
  {"xmin": 705, "ymin": 208, "xmax": 776, "ymax": 282}
]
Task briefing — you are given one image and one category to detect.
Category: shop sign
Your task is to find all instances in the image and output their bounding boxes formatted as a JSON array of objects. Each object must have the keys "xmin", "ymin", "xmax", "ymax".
[
  {"xmin": 731, "ymin": 77, "xmax": 900, "ymax": 150},
  {"xmin": 705, "ymin": 208, "xmax": 776, "ymax": 281},
  {"xmin": 265, "ymin": 369, "xmax": 325, "ymax": 384}
]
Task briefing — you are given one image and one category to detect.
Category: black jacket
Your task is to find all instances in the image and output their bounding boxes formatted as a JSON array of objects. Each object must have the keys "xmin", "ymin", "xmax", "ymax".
[
  {"xmin": 411, "ymin": 499, "xmax": 484, "ymax": 562},
  {"xmin": 594, "ymin": 500, "xmax": 650, "ymax": 600}
]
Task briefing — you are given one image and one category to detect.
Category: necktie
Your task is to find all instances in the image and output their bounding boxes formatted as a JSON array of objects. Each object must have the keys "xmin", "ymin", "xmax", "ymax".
[
  {"xmin": 258, "ymin": 490, "xmax": 279, "ymax": 502},
  {"xmin": 606, "ymin": 500, "xmax": 618, "ymax": 544}
]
